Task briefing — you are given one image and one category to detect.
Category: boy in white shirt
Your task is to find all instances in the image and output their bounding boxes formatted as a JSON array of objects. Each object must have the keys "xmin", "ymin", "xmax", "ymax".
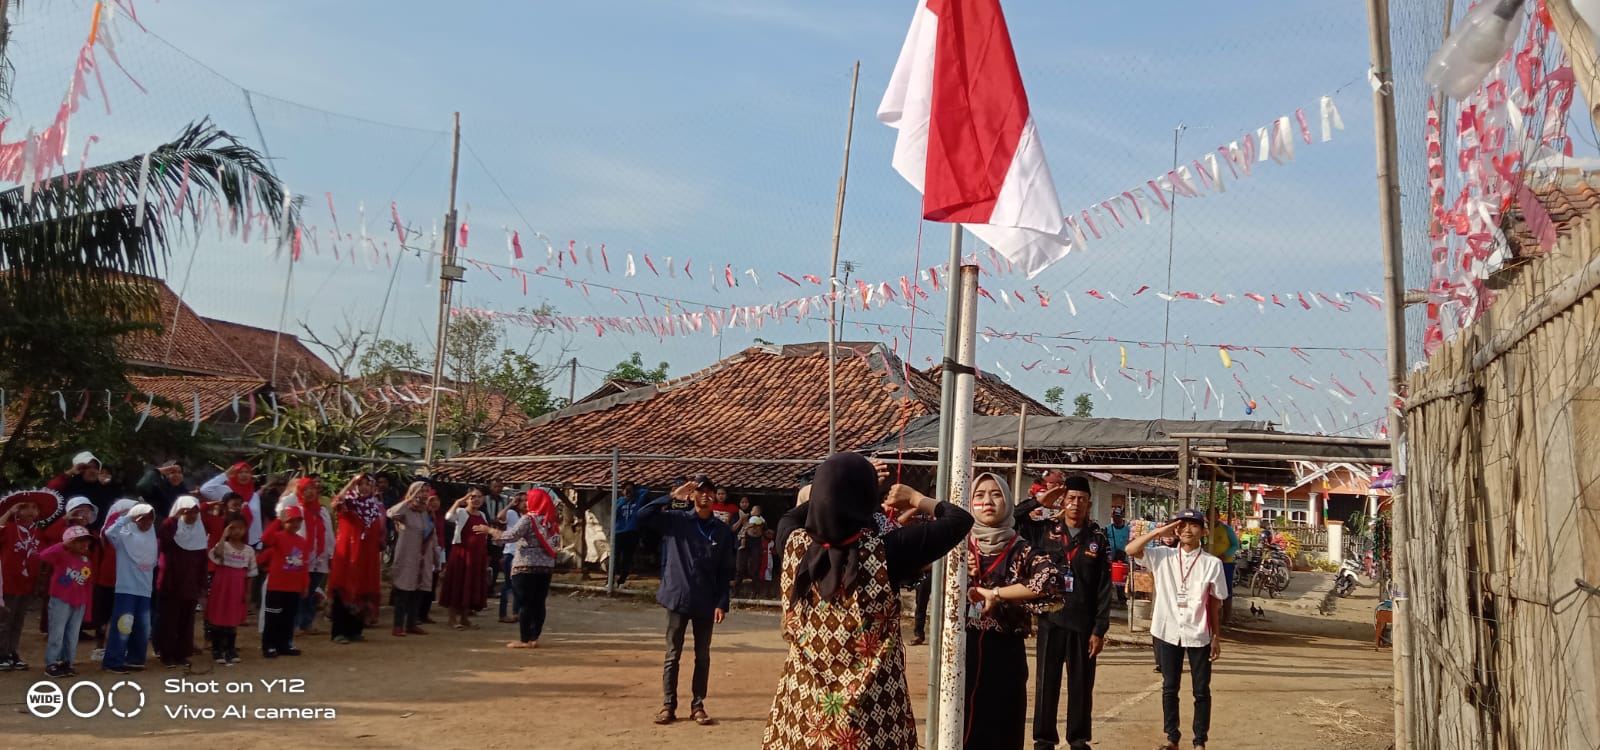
[{"xmin": 1127, "ymin": 508, "xmax": 1228, "ymax": 750}]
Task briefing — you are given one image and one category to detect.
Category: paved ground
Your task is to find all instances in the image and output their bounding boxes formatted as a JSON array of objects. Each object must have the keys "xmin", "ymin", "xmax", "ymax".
[{"xmin": 0, "ymin": 570, "xmax": 1394, "ymax": 749}]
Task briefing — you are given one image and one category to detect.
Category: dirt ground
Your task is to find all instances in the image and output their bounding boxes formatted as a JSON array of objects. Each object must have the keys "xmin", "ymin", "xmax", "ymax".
[{"xmin": 0, "ymin": 571, "xmax": 1395, "ymax": 749}]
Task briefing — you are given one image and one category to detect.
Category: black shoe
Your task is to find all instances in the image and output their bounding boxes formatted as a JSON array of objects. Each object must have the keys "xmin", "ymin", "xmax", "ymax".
[
  {"xmin": 103, "ymin": 665, "xmax": 130, "ymax": 674},
  {"xmin": 45, "ymin": 663, "xmax": 68, "ymax": 678},
  {"xmin": 10, "ymin": 654, "xmax": 28, "ymax": 671},
  {"xmin": 281, "ymin": 648, "xmax": 302, "ymax": 657},
  {"xmin": 226, "ymin": 650, "xmax": 240, "ymax": 664},
  {"xmin": 263, "ymin": 649, "xmax": 279, "ymax": 659}
]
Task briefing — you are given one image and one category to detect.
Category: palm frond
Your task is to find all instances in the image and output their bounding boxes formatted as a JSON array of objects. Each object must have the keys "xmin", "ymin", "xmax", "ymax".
[{"xmin": 0, "ymin": 118, "xmax": 299, "ymax": 319}]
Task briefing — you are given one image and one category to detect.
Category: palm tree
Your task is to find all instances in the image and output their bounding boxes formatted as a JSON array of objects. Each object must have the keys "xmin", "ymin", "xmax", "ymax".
[{"xmin": 0, "ymin": 3, "xmax": 298, "ymax": 472}]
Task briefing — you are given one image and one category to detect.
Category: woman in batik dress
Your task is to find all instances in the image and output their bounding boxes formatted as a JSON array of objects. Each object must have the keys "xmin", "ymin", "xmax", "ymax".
[
  {"xmin": 962, "ymin": 473, "xmax": 1063, "ymax": 749},
  {"xmin": 764, "ymin": 452, "xmax": 972, "ymax": 750}
]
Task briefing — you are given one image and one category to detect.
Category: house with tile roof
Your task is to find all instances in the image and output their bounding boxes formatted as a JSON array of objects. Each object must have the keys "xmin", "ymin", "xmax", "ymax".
[
  {"xmin": 438, "ymin": 341, "xmax": 1056, "ymax": 495},
  {"xmin": 200, "ymin": 317, "xmax": 340, "ymax": 388}
]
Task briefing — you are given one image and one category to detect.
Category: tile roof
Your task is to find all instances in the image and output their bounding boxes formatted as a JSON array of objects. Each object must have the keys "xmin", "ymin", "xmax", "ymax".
[
  {"xmin": 573, "ymin": 378, "xmax": 652, "ymax": 406},
  {"xmin": 125, "ymin": 375, "xmax": 270, "ymax": 424},
  {"xmin": 1501, "ymin": 175, "xmax": 1600, "ymax": 260},
  {"xmin": 438, "ymin": 342, "xmax": 1057, "ymax": 490},
  {"xmin": 921, "ymin": 364, "xmax": 1060, "ymax": 417},
  {"xmin": 200, "ymin": 318, "xmax": 340, "ymax": 388},
  {"xmin": 113, "ymin": 278, "xmax": 261, "ymax": 379},
  {"xmin": 285, "ymin": 370, "xmax": 532, "ymax": 444}
]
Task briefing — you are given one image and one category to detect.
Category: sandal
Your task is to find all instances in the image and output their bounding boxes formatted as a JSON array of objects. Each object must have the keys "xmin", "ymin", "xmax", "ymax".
[
  {"xmin": 691, "ymin": 707, "xmax": 714, "ymax": 726},
  {"xmin": 654, "ymin": 706, "xmax": 676, "ymax": 725}
]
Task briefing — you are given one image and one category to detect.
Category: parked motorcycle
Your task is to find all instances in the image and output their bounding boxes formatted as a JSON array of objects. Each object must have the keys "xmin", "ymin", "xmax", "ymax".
[{"xmin": 1334, "ymin": 558, "xmax": 1362, "ymax": 598}]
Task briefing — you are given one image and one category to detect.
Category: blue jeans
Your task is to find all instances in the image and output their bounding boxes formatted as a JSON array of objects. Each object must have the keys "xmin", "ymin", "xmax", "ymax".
[
  {"xmin": 297, "ymin": 572, "xmax": 326, "ymax": 631},
  {"xmin": 46, "ymin": 598, "xmax": 86, "ymax": 665},
  {"xmin": 104, "ymin": 593, "xmax": 151, "ymax": 670},
  {"xmin": 498, "ymin": 554, "xmax": 519, "ymax": 618}
]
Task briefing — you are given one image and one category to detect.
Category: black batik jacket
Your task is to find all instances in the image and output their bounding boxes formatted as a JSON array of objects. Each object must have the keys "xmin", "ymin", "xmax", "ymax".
[{"xmin": 1015, "ymin": 499, "xmax": 1114, "ymax": 637}]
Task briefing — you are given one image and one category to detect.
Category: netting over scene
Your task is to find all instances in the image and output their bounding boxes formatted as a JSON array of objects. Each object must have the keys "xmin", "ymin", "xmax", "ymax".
[{"xmin": 0, "ymin": 1, "xmax": 1406, "ymax": 438}]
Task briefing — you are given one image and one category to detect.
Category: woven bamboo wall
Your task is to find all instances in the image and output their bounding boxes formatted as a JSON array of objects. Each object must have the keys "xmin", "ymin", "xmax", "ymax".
[{"xmin": 1401, "ymin": 212, "xmax": 1600, "ymax": 749}]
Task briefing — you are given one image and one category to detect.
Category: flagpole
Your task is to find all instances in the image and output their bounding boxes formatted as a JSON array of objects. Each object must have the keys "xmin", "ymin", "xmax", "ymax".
[
  {"xmin": 934, "ymin": 262, "xmax": 980, "ymax": 750},
  {"xmin": 926, "ymin": 222, "xmax": 964, "ymax": 741},
  {"xmin": 827, "ymin": 61, "xmax": 861, "ymax": 455}
]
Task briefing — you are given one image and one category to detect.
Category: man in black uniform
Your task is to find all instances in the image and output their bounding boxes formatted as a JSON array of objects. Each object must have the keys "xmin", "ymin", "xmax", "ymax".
[{"xmin": 1016, "ymin": 475, "xmax": 1113, "ymax": 750}]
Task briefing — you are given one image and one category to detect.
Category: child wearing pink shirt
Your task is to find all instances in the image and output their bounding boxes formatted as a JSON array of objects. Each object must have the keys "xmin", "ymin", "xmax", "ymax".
[{"xmin": 40, "ymin": 526, "xmax": 95, "ymax": 677}]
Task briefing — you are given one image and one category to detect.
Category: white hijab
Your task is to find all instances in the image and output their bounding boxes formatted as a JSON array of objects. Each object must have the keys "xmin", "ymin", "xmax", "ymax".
[
  {"xmin": 117, "ymin": 505, "xmax": 159, "ymax": 567},
  {"xmin": 171, "ymin": 495, "xmax": 209, "ymax": 551}
]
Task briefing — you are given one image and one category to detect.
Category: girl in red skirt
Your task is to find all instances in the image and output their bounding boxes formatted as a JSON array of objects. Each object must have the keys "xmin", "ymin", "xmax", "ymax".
[
  {"xmin": 206, "ymin": 514, "xmax": 256, "ymax": 665},
  {"xmin": 438, "ymin": 487, "xmax": 491, "ymax": 630}
]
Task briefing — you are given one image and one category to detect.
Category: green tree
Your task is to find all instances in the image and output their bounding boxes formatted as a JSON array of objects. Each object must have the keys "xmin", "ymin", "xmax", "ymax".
[
  {"xmin": 1072, "ymin": 393, "xmax": 1094, "ymax": 418},
  {"xmin": 1043, "ymin": 386, "xmax": 1065, "ymax": 412},
  {"xmin": 607, "ymin": 352, "xmax": 669, "ymax": 383},
  {"xmin": 0, "ymin": 116, "xmax": 296, "ymax": 479}
]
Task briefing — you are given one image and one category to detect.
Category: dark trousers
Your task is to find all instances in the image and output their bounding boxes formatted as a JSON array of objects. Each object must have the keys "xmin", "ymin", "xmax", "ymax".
[
  {"xmin": 262, "ymin": 591, "xmax": 300, "ymax": 654},
  {"xmin": 614, "ymin": 531, "xmax": 640, "ymax": 584},
  {"xmin": 1154, "ymin": 637, "xmax": 1214, "ymax": 746},
  {"xmin": 329, "ymin": 592, "xmax": 365, "ymax": 640},
  {"xmin": 211, "ymin": 626, "xmax": 237, "ymax": 659},
  {"xmin": 155, "ymin": 595, "xmax": 198, "ymax": 665},
  {"xmin": 662, "ymin": 610, "xmax": 714, "ymax": 710},
  {"xmin": 296, "ymin": 571, "xmax": 326, "ymax": 631},
  {"xmin": 512, "ymin": 571, "xmax": 552, "ymax": 643},
  {"xmin": 966, "ymin": 629, "xmax": 1028, "ymax": 750},
  {"xmin": 913, "ymin": 574, "xmax": 933, "ymax": 639},
  {"xmin": 392, "ymin": 589, "xmax": 423, "ymax": 630},
  {"xmin": 419, "ymin": 572, "xmax": 439, "ymax": 620},
  {"xmin": 1033, "ymin": 620, "xmax": 1098, "ymax": 750}
]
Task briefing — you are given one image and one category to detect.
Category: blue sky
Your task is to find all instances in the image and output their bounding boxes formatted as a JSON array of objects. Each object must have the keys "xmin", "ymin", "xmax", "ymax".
[{"xmin": 7, "ymin": 0, "xmax": 1390, "ymax": 432}]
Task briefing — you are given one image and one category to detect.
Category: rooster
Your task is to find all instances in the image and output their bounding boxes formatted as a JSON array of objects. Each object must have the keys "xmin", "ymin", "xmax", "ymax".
[{"xmin": 1250, "ymin": 601, "xmax": 1266, "ymax": 619}]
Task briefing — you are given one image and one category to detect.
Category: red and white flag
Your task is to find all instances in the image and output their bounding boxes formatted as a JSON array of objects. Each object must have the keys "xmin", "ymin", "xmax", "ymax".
[{"xmin": 879, "ymin": 0, "xmax": 1070, "ymax": 277}]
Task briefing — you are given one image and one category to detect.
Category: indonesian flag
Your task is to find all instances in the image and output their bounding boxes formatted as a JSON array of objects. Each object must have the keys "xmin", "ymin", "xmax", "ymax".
[{"xmin": 879, "ymin": 0, "xmax": 1071, "ymax": 278}]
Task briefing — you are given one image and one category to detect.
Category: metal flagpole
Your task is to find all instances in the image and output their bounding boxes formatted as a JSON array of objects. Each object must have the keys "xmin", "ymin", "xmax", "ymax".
[
  {"xmin": 827, "ymin": 61, "xmax": 861, "ymax": 456},
  {"xmin": 934, "ymin": 264, "xmax": 981, "ymax": 750},
  {"xmin": 926, "ymin": 223, "xmax": 964, "ymax": 740},
  {"xmin": 422, "ymin": 112, "xmax": 463, "ymax": 471}
]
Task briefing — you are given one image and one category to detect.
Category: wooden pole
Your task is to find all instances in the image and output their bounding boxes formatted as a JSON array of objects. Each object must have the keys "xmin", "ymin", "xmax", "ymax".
[
  {"xmin": 423, "ymin": 113, "xmax": 463, "ymax": 470},
  {"xmin": 1363, "ymin": 2, "xmax": 1412, "ymax": 746},
  {"xmin": 1545, "ymin": 1, "xmax": 1600, "ymax": 128},
  {"xmin": 1011, "ymin": 405, "xmax": 1028, "ymax": 495},
  {"xmin": 1177, "ymin": 437, "xmax": 1192, "ymax": 507},
  {"xmin": 826, "ymin": 61, "xmax": 861, "ymax": 456}
]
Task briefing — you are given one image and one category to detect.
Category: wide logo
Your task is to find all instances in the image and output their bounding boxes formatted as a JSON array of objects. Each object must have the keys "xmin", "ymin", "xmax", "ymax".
[{"xmin": 26, "ymin": 680, "xmax": 146, "ymax": 719}]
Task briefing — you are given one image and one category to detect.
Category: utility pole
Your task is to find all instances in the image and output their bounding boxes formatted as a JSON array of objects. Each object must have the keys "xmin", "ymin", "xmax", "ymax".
[
  {"xmin": 1363, "ymin": 4, "xmax": 1411, "ymax": 747},
  {"xmin": 568, "ymin": 357, "xmax": 578, "ymax": 404},
  {"xmin": 1546, "ymin": 1, "xmax": 1600, "ymax": 128},
  {"xmin": 827, "ymin": 61, "xmax": 861, "ymax": 456},
  {"xmin": 422, "ymin": 112, "xmax": 463, "ymax": 471}
]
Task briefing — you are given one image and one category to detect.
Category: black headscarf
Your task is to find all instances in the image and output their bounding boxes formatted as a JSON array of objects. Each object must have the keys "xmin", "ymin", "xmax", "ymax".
[{"xmin": 791, "ymin": 452, "xmax": 880, "ymax": 604}]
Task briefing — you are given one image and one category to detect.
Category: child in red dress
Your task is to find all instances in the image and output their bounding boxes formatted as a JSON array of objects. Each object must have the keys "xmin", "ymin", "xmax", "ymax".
[
  {"xmin": 207, "ymin": 515, "xmax": 256, "ymax": 665},
  {"xmin": 0, "ymin": 497, "xmax": 43, "ymax": 671}
]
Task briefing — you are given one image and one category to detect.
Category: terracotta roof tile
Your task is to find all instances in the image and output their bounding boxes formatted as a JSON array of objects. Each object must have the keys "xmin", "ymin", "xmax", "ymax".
[
  {"xmin": 114, "ymin": 278, "xmax": 261, "ymax": 378},
  {"xmin": 124, "ymin": 375, "xmax": 268, "ymax": 423},
  {"xmin": 439, "ymin": 342, "xmax": 1056, "ymax": 490},
  {"xmin": 922, "ymin": 364, "xmax": 1060, "ymax": 417},
  {"xmin": 200, "ymin": 318, "xmax": 339, "ymax": 388},
  {"xmin": 1502, "ymin": 177, "xmax": 1600, "ymax": 260}
]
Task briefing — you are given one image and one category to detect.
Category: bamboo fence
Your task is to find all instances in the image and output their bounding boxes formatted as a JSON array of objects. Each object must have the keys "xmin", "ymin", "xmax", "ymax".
[{"xmin": 1400, "ymin": 211, "xmax": 1600, "ymax": 749}]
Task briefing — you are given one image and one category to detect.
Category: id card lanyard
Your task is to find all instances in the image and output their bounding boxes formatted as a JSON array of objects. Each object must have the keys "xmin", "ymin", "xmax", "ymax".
[{"xmin": 1172, "ymin": 548, "xmax": 1203, "ymax": 609}]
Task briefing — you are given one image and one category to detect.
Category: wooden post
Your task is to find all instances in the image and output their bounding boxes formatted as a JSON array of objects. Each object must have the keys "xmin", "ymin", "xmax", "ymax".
[
  {"xmin": 1011, "ymin": 405, "xmax": 1028, "ymax": 495},
  {"xmin": 1545, "ymin": 1, "xmax": 1600, "ymax": 128},
  {"xmin": 1177, "ymin": 437, "xmax": 1191, "ymax": 507},
  {"xmin": 1364, "ymin": 1, "xmax": 1413, "ymax": 745}
]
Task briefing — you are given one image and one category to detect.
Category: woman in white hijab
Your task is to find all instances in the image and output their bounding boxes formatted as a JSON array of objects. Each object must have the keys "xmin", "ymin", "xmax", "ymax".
[
  {"xmin": 154, "ymin": 496, "xmax": 210, "ymax": 667},
  {"xmin": 962, "ymin": 473, "xmax": 1063, "ymax": 750}
]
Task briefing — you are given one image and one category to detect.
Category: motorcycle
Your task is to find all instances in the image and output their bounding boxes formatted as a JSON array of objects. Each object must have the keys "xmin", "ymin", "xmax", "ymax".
[{"xmin": 1334, "ymin": 558, "xmax": 1362, "ymax": 598}]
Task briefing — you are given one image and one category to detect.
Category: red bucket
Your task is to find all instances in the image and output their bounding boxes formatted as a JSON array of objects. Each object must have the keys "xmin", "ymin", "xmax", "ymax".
[{"xmin": 1110, "ymin": 561, "xmax": 1128, "ymax": 584}]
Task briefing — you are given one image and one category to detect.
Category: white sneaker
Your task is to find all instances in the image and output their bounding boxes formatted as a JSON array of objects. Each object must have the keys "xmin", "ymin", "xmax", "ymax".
[{"xmin": 91, "ymin": 648, "xmax": 106, "ymax": 662}]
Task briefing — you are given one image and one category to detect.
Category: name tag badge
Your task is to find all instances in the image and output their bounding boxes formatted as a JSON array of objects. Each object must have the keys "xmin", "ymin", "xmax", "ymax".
[
  {"xmin": 966, "ymin": 601, "xmax": 984, "ymax": 620},
  {"xmin": 1175, "ymin": 589, "xmax": 1189, "ymax": 609},
  {"xmin": 1062, "ymin": 568, "xmax": 1075, "ymax": 594}
]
